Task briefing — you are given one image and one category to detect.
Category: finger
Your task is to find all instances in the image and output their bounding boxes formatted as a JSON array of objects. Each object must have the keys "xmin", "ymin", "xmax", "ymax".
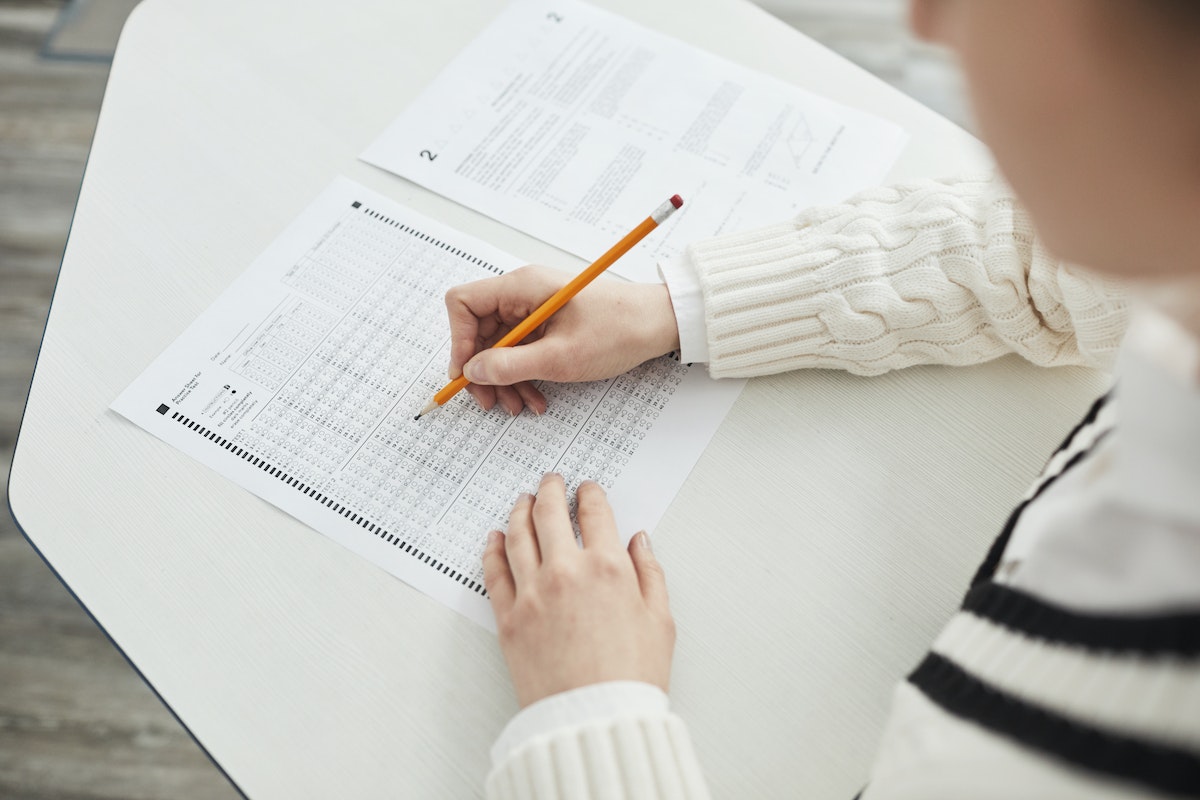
[
  {"xmin": 445, "ymin": 280, "xmax": 500, "ymax": 380},
  {"xmin": 513, "ymin": 381, "xmax": 547, "ymax": 415},
  {"xmin": 467, "ymin": 383, "xmax": 497, "ymax": 412},
  {"xmin": 482, "ymin": 530, "xmax": 515, "ymax": 614},
  {"xmin": 494, "ymin": 384, "xmax": 525, "ymax": 417},
  {"xmin": 463, "ymin": 337, "xmax": 568, "ymax": 386},
  {"xmin": 628, "ymin": 531, "xmax": 670, "ymax": 614},
  {"xmin": 493, "ymin": 266, "xmax": 563, "ymax": 326},
  {"xmin": 576, "ymin": 480, "xmax": 620, "ymax": 551},
  {"xmin": 447, "ymin": 264, "xmax": 560, "ymax": 380},
  {"xmin": 505, "ymin": 493, "xmax": 540, "ymax": 585},
  {"xmin": 531, "ymin": 473, "xmax": 576, "ymax": 561}
]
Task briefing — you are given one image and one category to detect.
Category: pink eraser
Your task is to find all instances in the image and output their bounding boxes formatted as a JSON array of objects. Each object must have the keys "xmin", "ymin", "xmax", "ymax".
[{"xmin": 670, "ymin": 194, "xmax": 683, "ymax": 209}]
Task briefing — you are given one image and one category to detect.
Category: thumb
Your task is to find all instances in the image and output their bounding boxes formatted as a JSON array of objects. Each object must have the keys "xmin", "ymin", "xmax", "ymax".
[
  {"xmin": 464, "ymin": 341, "xmax": 560, "ymax": 386},
  {"xmin": 629, "ymin": 531, "xmax": 669, "ymax": 614}
]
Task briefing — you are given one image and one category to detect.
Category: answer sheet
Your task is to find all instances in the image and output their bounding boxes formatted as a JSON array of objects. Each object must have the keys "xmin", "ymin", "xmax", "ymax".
[
  {"xmin": 112, "ymin": 178, "xmax": 744, "ymax": 629},
  {"xmin": 362, "ymin": 0, "xmax": 908, "ymax": 283}
]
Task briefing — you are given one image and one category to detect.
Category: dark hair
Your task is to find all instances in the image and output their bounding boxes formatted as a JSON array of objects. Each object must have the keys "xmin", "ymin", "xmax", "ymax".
[
  {"xmin": 1099, "ymin": 0, "xmax": 1200, "ymax": 56},
  {"xmin": 1102, "ymin": 0, "xmax": 1200, "ymax": 25},
  {"xmin": 1150, "ymin": 0, "xmax": 1200, "ymax": 29}
]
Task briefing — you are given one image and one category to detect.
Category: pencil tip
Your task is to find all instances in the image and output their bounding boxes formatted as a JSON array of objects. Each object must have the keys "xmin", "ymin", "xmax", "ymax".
[{"xmin": 415, "ymin": 399, "xmax": 438, "ymax": 420}]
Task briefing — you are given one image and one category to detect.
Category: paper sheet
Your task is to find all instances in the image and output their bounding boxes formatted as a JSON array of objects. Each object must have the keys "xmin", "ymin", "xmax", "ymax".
[
  {"xmin": 361, "ymin": 0, "xmax": 908, "ymax": 283},
  {"xmin": 112, "ymin": 178, "xmax": 745, "ymax": 629}
]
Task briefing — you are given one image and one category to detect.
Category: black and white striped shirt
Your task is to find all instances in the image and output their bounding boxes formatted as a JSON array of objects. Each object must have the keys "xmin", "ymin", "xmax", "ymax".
[{"xmin": 865, "ymin": 317, "xmax": 1200, "ymax": 799}]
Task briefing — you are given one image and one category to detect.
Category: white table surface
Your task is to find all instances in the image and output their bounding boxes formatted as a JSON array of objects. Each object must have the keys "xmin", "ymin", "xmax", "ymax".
[{"xmin": 8, "ymin": 0, "xmax": 1111, "ymax": 796}]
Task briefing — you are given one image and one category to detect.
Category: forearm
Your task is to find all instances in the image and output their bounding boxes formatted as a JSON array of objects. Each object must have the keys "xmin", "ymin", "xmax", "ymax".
[{"xmin": 674, "ymin": 175, "xmax": 1129, "ymax": 378}]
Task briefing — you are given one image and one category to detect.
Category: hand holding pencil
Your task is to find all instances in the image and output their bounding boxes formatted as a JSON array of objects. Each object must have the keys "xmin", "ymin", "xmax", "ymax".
[{"xmin": 427, "ymin": 196, "xmax": 684, "ymax": 418}]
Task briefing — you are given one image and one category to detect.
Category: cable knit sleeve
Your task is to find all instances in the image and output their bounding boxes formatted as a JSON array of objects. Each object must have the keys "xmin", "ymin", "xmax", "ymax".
[
  {"xmin": 486, "ymin": 711, "xmax": 711, "ymax": 800},
  {"xmin": 688, "ymin": 175, "xmax": 1130, "ymax": 378}
]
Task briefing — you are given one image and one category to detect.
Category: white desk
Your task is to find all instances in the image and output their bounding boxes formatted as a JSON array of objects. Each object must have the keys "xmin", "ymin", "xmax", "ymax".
[{"xmin": 8, "ymin": 0, "xmax": 1110, "ymax": 796}]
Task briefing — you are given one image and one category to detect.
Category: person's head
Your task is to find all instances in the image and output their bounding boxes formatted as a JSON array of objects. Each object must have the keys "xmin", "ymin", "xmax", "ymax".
[{"xmin": 909, "ymin": 0, "xmax": 1200, "ymax": 284}]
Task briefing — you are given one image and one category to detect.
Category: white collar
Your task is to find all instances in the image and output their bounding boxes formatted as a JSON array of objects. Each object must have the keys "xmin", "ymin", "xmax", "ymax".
[{"xmin": 1107, "ymin": 303, "xmax": 1200, "ymax": 525}]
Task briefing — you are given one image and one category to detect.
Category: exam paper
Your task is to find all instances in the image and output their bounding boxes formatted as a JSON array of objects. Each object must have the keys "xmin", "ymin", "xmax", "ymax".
[
  {"xmin": 362, "ymin": 0, "xmax": 908, "ymax": 283},
  {"xmin": 112, "ymin": 178, "xmax": 744, "ymax": 630}
]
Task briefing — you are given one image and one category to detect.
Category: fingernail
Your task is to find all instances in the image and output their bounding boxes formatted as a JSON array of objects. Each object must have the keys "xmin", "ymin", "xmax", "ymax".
[
  {"xmin": 636, "ymin": 531, "xmax": 652, "ymax": 552},
  {"xmin": 487, "ymin": 530, "xmax": 501, "ymax": 546},
  {"xmin": 464, "ymin": 360, "xmax": 486, "ymax": 383},
  {"xmin": 519, "ymin": 492, "xmax": 535, "ymax": 503}
]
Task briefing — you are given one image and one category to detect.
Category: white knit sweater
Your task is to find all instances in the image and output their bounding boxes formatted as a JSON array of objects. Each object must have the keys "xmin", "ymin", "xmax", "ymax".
[
  {"xmin": 485, "ymin": 178, "xmax": 1200, "ymax": 799},
  {"xmin": 682, "ymin": 175, "xmax": 1126, "ymax": 377}
]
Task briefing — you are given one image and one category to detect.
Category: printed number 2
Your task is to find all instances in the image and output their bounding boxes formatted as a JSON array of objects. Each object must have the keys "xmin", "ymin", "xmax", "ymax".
[{"xmin": 419, "ymin": 150, "xmax": 438, "ymax": 161}]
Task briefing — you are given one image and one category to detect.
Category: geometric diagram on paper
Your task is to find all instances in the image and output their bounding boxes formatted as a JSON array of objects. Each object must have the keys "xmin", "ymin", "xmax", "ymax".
[{"xmin": 786, "ymin": 113, "xmax": 815, "ymax": 168}]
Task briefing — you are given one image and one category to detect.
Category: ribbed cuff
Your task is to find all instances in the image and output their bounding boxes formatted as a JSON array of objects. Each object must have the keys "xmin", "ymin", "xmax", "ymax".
[
  {"xmin": 491, "ymin": 681, "xmax": 669, "ymax": 767},
  {"xmin": 486, "ymin": 707, "xmax": 711, "ymax": 800}
]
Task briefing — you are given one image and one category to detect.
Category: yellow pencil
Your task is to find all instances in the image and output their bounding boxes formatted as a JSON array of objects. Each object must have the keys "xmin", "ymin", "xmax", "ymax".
[{"xmin": 415, "ymin": 194, "xmax": 684, "ymax": 419}]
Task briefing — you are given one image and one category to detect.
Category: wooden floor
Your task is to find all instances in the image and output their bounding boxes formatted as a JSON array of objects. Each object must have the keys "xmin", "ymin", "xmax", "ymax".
[
  {"xmin": 0, "ymin": 2, "xmax": 242, "ymax": 798},
  {"xmin": 0, "ymin": 1, "xmax": 967, "ymax": 798}
]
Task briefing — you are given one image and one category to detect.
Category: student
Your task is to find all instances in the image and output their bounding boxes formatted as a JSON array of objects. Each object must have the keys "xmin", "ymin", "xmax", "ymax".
[{"xmin": 444, "ymin": 1, "xmax": 1200, "ymax": 796}]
